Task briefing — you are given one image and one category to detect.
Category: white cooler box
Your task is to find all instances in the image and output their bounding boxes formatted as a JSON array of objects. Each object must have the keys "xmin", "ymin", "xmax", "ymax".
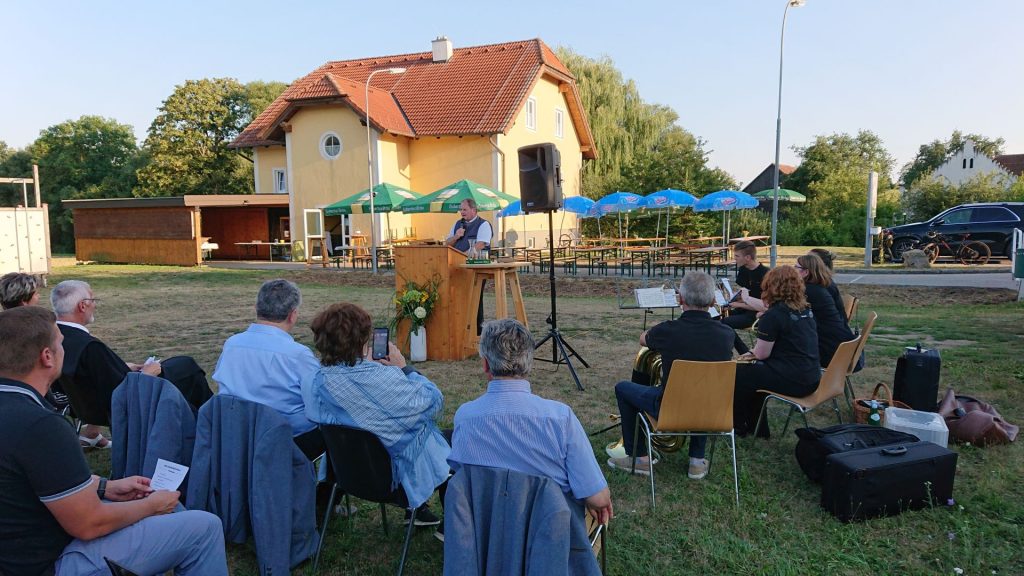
[{"xmin": 884, "ymin": 406, "xmax": 949, "ymax": 448}]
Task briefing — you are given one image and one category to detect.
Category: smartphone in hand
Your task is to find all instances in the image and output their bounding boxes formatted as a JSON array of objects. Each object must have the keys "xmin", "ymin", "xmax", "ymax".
[{"xmin": 371, "ymin": 327, "xmax": 390, "ymax": 360}]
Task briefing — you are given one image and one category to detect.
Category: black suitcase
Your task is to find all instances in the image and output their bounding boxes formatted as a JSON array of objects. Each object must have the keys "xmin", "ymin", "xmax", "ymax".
[
  {"xmin": 893, "ymin": 344, "xmax": 941, "ymax": 411},
  {"xmin": 794, "ymin": 424, "xmax": 920, "ymax": 484},
  {"xmin": 822, "ymin": 442, "xmax": 957, "ymax": 522}
]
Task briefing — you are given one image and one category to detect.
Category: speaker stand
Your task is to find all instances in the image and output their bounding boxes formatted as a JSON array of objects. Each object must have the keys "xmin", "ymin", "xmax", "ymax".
[{"xmin": 533, "ymin": 211, "xmax": 588, "ymax": 391}]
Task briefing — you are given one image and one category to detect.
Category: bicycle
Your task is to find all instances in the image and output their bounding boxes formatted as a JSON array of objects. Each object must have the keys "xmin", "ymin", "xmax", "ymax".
[{"xmin": 917, "ymin": 231, "xmax": 991, "ymax": 265}]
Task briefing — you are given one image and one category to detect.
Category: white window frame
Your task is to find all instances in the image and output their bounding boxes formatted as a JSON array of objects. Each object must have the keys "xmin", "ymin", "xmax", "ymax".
[
  {"xmin": 554, "ymin": 108, "xmax": 564, "ymax": 139},
  {"xmin": 525, "ymin": 97, "xmax": 537, "ymax": 131},
  {"xmin": 272, "ymin": 168, "xmax": 287, "ymax": 194},
  {"xmin": 320, "ymin": 132, "xmax": 342, "ymax": 160}
]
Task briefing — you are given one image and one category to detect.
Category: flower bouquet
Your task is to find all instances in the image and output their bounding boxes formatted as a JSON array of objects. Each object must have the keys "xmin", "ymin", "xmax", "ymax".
[{"xmin": 391, "ymin": 277, "xmax": 442, "ymax": 335}]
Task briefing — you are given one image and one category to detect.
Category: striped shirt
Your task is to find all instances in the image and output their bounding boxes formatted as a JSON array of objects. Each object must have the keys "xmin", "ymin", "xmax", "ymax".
[{"xmin": 448, "ymin": 379, "xmax": 607, "ymax": 500}]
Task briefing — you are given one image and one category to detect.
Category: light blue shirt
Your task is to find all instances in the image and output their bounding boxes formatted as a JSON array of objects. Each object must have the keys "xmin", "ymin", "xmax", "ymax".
[
  {"xmin": 448, "ymin": 379, "xmax": 607, "ymax": 501},
  {"xmin": 301, "ymin": 361, "xmax": 451, "ymax": 509},
  {"xmin": 213, "ymin": 323, "xmax": 320, "ymax": 436}
]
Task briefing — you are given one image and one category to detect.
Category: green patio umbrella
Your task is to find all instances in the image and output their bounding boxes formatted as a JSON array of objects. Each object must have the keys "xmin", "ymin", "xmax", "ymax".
[
  {"xmin": 752, "ymin": 188, "xmax": 807, "ymax": 203},
  {"xmin": 323, "ymin": 183, "xmax": 422, "ymax": 215},
  {"xmin": 400, "ymin": 179, "xmax": 517, "ymax": 214}
]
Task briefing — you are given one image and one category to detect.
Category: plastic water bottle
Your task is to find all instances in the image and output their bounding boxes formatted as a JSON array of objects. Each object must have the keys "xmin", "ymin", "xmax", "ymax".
[{"xmin": 868, "ymin": 400, "xmax": 882, "ymax": 426}]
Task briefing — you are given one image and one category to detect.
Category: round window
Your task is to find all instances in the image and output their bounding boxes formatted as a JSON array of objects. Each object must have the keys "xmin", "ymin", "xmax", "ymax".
[{"xmin": 320, "ymin": 132, "xmax": 342, "ymax": 160}]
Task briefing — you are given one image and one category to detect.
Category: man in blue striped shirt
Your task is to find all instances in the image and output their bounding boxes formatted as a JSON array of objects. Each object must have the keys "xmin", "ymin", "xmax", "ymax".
[{"xmin": 448, "ymin": 319, "xmax": 613, "ymax": 525}]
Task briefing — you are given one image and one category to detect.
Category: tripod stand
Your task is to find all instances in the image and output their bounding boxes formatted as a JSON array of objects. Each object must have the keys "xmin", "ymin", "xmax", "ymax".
[{"xmin": 533, "ymin": 210, "xmax": 589, "ymax": 390}]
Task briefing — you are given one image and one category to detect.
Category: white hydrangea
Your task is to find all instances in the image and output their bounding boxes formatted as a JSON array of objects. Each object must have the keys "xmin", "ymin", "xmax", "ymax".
[{"xmin": 414, "ymin": 306, "xmax": 427, "ymax": 319}]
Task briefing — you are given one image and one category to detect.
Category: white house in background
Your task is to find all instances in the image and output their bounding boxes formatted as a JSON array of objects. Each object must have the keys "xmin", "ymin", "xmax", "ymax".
[{"xmin": 929, "ymin": 139, "xmax": 1024, "ymax": 187}]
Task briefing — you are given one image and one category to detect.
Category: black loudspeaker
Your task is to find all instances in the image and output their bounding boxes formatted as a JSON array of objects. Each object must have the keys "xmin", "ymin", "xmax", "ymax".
[{"xmin": 518, "ymin": 143, "xmax": 562, "ymax": 213}]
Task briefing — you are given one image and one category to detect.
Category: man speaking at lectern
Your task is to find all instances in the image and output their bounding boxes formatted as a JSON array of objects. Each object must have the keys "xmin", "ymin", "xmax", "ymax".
[
  {"xmin": 445, "ymin": 198, "xmax": 492, "ymax": 254},
  {"xmin": 446, "ymin": 198, "xmax": 493, "ymax": 334}
]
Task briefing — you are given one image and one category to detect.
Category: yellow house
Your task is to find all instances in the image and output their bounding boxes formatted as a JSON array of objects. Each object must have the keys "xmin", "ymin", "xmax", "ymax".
[{"xmin": 230, "ymin": 37, "xmax": 596, "ymax": 253}]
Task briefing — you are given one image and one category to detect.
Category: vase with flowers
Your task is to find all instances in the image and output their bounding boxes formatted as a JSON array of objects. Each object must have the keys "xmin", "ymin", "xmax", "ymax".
[{"xmin": 391, "ymin": 276, "xmax": 441, "ymax": 361}]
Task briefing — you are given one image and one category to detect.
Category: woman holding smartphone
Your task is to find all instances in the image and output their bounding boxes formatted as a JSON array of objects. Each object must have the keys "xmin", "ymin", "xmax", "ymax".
[{"xmin": 301, "ymin": 302, "xmax": 450, "ymax": 532}]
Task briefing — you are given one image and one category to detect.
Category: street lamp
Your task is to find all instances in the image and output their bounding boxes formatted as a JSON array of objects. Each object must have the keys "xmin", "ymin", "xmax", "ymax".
[
  {"xmin": 365, "ymin": 66, "xmax": 406, "ymax": 273},
  {"xmin": 770, "ymin": 0, "xmax": 805, "ymax": 267}
]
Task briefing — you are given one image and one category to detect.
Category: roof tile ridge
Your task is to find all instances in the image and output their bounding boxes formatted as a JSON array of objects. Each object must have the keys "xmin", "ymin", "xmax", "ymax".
[{"xmin": 473, "ymin": 44, "xmax": 537, "ymax": 133}]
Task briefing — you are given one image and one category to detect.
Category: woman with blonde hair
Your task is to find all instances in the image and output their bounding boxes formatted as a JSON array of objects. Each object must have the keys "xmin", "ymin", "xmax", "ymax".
[
  {"xmin": 796, "ymin": 253, "xmax": 854, "ymax": 367},
  {"xmin": 733, "ymin": 265, "xmax": 820, "ymax": 437}
]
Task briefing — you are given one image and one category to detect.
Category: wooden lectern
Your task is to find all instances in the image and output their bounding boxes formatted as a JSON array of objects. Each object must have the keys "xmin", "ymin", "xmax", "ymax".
[{"xmin": 394, "ymin": 245, "xmax": 472, "ymax": 361}]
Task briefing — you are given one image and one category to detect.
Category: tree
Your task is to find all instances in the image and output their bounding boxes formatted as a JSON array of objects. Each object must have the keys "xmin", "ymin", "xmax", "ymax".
[
  {"xmin": 899, "ymin": 131, "xmax": 1005, "ymax": 189},
  {"xmin": 136, "ymin": 78, "xmax": 254, "ymax": 197},
  {"xmin": 555, "ymin": 48, "xmax": 678, "ymax": 197},
  {"xmin": 781, "ymin": 131, "xmax": 897, "ymax": 246},
  {"xmin": 30, "ymin": 116, "xmax": 139, "ymax": 251},
  {"xmin": 244, "ymin": 80, "xmax": 289, "ymax": 120},
  {"xmin": 904, "ymin": 172, "xmax": 1015, "ymax": 220},
  {"xmin": 0, "ymin": 142, "xmax": 35, "ymax": 207}
]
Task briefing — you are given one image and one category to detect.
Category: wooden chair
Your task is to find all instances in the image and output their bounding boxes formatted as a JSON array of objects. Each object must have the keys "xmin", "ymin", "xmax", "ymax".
[
  {"xmin": 586, "ymin": 514, "xmax": 608, "ymax": 575},
  {"xmin": 755, "ymin": 337, "xmax": 860, "ymax": 438},
  {"xmin": 844, "ymin": 311, "xmax": 878, "ymax": 408},
  {"xmin": 842, "ymin": 294, "xmax": 859, "ymax": 324},
  {"xmin": 632, "ymin": 360, "xmax": 739, "ymax": 508}
]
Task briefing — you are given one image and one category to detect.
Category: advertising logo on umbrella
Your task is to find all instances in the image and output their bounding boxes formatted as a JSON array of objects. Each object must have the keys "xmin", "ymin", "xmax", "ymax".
[
  {"xmin": 478, "ymin": 188, "xmax": 498, "ymax": 198},
  {"xmin": 653, "ymin": 197, "xmax": 669, "ymax": 206},
  {"xmin": 721, "ymin": 197, "xmax": 736, "ymax": 207},
  {"xmin": 436, "ymin": 189, "xmax": 459, "ymax": 200},
  {"xmin": 394, "ymin": 190, "xmax": 416, "ymax": 199}
]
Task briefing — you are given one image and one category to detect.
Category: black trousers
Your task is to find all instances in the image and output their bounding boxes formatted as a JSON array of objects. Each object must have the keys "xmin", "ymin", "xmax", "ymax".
[
  {"xmin": 734, "ymin": 362, "xmax": 817, "ymax": 437},
  {"xmin": 723, "ymin": 310, "xmax": 757, "ymax": 354}
]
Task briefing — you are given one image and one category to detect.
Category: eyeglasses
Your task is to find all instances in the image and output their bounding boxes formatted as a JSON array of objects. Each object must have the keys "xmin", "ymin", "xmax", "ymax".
[{"xmin": 794, "ymin": 265, "xmax": 805, "ymax": 270}]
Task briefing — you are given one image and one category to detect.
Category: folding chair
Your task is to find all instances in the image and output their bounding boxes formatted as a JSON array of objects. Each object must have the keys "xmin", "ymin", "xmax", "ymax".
[
  {"xmin": 632, "ymin": 360, "xmax": 740, "ymax": 508},
  {"xmin": 755, "ymin": 337, "xmax": 860, "ymax": 438},
  {"xmin": 842, "ymin": 294, "xmax": 859, "ymax": 325},
  {"xmin": 844, "ymin": 311, "xmax": 878, "ymax": 408},
  {"xmin": 314, "ymin": 424, "xmax": 419, "ymax": 576}
]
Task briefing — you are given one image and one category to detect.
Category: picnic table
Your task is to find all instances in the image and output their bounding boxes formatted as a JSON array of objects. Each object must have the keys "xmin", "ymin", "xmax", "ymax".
[
  {"xmin": 688, "ymin": 245, "xmax": 731, "ymax": 275},
  {"xmin": 234, "ymin": 241, "xmax": 291, "ymax": 262}
]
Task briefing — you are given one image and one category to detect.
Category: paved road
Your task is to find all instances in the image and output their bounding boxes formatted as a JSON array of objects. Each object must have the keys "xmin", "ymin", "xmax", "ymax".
[{"xmin": 835, "ymin": 272, "xmax": 1020, "ymax": 290}]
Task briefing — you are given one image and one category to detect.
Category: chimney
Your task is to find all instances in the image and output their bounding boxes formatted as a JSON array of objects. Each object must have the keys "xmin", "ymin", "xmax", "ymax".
[{"xmin": 432, "ymin": 36, "xmax": 453, "ymax": 63}]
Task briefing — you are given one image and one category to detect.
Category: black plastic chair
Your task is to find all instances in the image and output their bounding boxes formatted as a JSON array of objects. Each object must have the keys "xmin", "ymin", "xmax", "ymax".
[
  {"xmin": 313, "ymin": 424, "xmax": 418, "ymax": 575},
  {"xmin": 104, "ymin": 557, "xmax": 141, "ymax": 576}
]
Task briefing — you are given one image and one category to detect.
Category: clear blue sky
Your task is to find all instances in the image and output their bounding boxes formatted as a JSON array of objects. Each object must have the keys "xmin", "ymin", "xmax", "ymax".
[{"xmin": 4, "ymin": 0, "xmax": 1022, "ymax": 186}]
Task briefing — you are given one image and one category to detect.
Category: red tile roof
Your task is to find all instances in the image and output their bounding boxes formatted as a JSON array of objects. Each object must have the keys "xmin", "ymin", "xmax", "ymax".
[
  {"xmin": 232, "ymin": 38, "xmax": 595, "ymax": 158},
  {"xmin": 994, "ymin": 154, "xmax": 1024, "ymax": 177}
]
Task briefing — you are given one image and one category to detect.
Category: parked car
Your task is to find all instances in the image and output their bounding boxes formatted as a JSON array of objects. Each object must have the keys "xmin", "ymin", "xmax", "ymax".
[{"xmin": 885, "ymin": 202, "xmax": 1024, "ymax": 262}]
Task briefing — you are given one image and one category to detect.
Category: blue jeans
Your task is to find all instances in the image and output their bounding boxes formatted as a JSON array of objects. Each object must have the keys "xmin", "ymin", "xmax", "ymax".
[
  {"xmin": 55, "ymin": 508, "xmax": 227, "ymax": 576},
  {"xmin": 615, "ymin": 381, "xmax": 705, "ymax": 459}
]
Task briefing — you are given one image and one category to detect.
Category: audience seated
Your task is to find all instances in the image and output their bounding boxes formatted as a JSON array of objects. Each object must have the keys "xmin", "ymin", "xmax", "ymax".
[
  {"xmin": 213, "ymin": 279, "xmax": 323, "ymax": 460},
  {"xmin": 0, "ymin": 306, "xmax": 227, "ymax": 576},
  {"xmin": 733, "ymin": 266, "xmax": 821, "ymax": 438},
  {"xmin": 0, "ymin": 272, "xmax": 40, "ymax": 309},
  {"xmin": 448, "ymin": 319, "xmax": 613, "ymax": 527},
  {"xmin": 796, "ymin": 253, "xmax": 854, "ymax": 367},
  {"xmin": 607, "ymin": 272, "xmax": 736, "ymax": 479},
  {"xmin": 50, "ymin": 280, "xmax": 213, "ymax": 448},
  {"xmin": 808, "ymin": 248, "xmax": 850, "ymax": 325},
  {"xmin": 301, "ymin": 303, "xmax": 450, "ymax": 532}
]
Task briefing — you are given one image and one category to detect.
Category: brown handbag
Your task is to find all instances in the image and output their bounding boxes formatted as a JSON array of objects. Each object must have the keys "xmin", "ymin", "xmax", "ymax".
[{"xmin": 938, "ymin": 389, "xmax": 1019, "ymax": 446}]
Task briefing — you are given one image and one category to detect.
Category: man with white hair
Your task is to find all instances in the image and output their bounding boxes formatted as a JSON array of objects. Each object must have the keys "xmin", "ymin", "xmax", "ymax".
[
  {"xmin": 213, "ymin": 279, "xmax": 323, "ymax": 460},
  {"xmin": 448, "ymin": 319, "xmax": 613, "ymax": 526},
  {"xmin": 51, "ymin": 280, "xmax": 212, "ymax": 448},
  {"xmin": 607, "ymin": 272, "xmax": 736, "ymax": 480}
]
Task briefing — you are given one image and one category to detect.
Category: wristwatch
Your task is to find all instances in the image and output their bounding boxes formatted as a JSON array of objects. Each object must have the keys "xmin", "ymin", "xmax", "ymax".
[{"xmin": 97, "ymin": 477, "xmax": 108, "ymax": 500}]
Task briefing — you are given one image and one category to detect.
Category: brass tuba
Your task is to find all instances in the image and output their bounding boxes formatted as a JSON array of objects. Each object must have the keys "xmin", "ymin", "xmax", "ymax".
[{"xmin": 627, "ymin": 346, "xmax": 684, "ymax": 453}]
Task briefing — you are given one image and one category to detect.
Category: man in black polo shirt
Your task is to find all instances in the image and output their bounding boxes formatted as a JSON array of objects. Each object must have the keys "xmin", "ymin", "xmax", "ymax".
[
  {"xmin": 723, "ymin": 240, "xmax": 769, "ymax": 353},
  {"xmin": 0, "ymin": 306, "xmax": 227, "ymax": 576},
  {"xmin": 607, "ymin": 272, "xmax": 736, "ymax": 480}
]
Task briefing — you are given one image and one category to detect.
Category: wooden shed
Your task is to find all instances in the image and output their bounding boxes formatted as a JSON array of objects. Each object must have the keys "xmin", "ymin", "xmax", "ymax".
[{"xmin": 65, "ymin": 195, "xmax": 290, "ymax": 266}]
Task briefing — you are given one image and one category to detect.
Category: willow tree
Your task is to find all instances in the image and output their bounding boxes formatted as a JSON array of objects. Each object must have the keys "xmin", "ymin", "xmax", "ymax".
[{"xmin": 555, "ymin": 48, "xmax": 678, "ymax": 197}]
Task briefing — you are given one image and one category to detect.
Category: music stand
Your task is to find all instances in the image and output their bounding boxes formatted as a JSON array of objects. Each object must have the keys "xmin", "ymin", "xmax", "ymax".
[{"xmin": 533, "ymin": 210, "xmax": 588, "ymax": 390}]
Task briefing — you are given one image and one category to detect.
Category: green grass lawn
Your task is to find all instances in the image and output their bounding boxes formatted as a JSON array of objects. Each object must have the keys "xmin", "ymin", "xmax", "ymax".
[{"xmin": 47, "ymin": 263, "xmax": 1024, "ymax": 576}]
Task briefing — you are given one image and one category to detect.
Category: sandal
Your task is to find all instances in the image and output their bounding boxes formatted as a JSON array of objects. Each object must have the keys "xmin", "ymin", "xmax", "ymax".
[{"xmin": 79, "ymin": 433, "xmax": 112, "ymax": 449}]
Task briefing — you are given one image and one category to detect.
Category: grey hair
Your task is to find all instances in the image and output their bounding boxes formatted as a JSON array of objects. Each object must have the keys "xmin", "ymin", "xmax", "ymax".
[
  {"xmin": 478, "ymin": 319, "xmax": 534, "ymax": 378},
  {"xmin": 0, "ymin": 273, "xmax": 39, "ymax": 309},
  {"xmin": 256, "ymin": 279, "xmax": 301, "ymax": 322},
  {"xmin": 50, "ymin": 280, "xmax": 92, "ymax": 316},
  {"xmin": 678, "ymin": 272, "xmax": 716, "ymax": 309},
  {"xmin": 461, "ymin": 198, "xmax": 478, "ymax": 211}
]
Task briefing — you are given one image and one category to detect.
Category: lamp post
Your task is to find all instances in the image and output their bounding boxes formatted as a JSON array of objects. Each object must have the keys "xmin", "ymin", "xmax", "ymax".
[
  {"xmin": 366, "ymin": 67, "xmax": 406, "ymax": 274},
  {"xmin": 770, "ymin": 0, "xmax": 805, "ymax": 267}
]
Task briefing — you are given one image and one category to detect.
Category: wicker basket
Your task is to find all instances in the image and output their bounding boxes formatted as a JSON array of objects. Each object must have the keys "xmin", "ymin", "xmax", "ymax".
[{"xmin": 853, "ymin": 383, "xmax": 911, "ymax": 425}]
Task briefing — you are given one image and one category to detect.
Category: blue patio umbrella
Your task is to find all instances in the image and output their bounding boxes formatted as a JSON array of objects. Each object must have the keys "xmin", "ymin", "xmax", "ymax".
[
  {"xmin": 693, "ymin": 190, "xmax": 759, "ymax": 245},
  {"xmin": 595, "ymin": 191, "xmax": 644, "ymax": 240},
  {"xmin": 562, "ymin": 195, "xmax": 596, "ymax": 215},
  {"xmin": 641, "ymin": 189, "xmax": 698, "ymax": 244},
  {"xmin": 497, "ymin": 200, "xmax": 524, "ymax": 217}
]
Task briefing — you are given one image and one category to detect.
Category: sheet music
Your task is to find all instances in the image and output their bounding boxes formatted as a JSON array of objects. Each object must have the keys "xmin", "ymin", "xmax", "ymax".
[
  {"xmin": 721, "ymin": 278, "xmax": 735, "ymax": 300},
  {"xmin": 150, "ymin": 459, "xmax": 189, "ymax": 492},
  {"xmin": 714, "ymin": 289, "xmax": 729, "ymax": 307},
  {"xmin": 708, "ymin": 306, "xmax": 721, "ymax": 318},
  {"xmin": 635, "ymin": 287, "xmax": 678, "ymax": 309}
]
